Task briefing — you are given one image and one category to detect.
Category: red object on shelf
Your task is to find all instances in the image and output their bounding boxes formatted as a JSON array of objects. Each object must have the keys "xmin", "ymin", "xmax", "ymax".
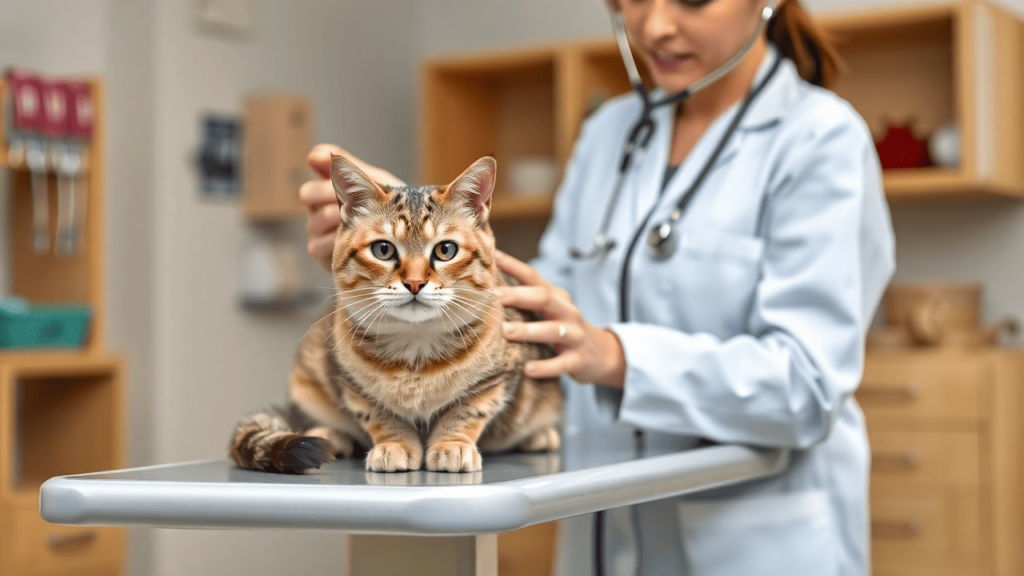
[
  {"xmin": 39, "ymin": 75, "xmax": 70, "ymax": 137},
  {"xmin": 64, "ymin": 80, "xmax": 95, "ymax": 141},
  {"xmin": 875, "ymin": 121, "xmax": 932, "ymax": 170},
  {"xmin": 5, "ymin": 68, "xmax": 43, "ymax": 134}
]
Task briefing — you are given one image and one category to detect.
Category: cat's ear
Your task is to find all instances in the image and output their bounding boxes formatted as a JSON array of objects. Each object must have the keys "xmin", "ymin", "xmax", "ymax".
[
  {"xmin": 331, "ymin": 154, "xmax": 387, "ymax": 219},
  {"xmin": 443, "ymin": 156, "xmax": 496, "ymax": 222}
]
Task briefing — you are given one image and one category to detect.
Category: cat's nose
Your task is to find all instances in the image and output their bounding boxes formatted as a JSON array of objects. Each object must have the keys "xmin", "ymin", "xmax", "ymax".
[{"xmin": 403, "ymin": 279, "xmax": 426, "ymax": 295}]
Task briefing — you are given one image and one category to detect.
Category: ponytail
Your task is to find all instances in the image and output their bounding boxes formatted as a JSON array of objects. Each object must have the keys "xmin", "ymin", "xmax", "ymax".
[{"xmin": 767, "ymin": 0, "xmax": 842, "ymax": 88}]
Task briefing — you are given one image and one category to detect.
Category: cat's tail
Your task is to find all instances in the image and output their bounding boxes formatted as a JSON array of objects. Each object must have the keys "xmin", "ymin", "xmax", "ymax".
[{"xmin": 229, "ymin": 410, "xmax": 334, "ymax": 474}]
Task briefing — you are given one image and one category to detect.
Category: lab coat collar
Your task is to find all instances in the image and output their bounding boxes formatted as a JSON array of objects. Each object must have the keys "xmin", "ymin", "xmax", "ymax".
[{"xmin": 631, "ymin": 45, "xmax": 793, "ymax": 220}]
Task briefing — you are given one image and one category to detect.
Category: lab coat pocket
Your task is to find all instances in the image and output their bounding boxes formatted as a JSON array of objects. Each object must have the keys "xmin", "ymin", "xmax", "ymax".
[
  {"xmin": 646, "ymin": 228, "xmax": 765, "ymax": 337},
  {"xmin": 677, "ymin": 489, "xmax": 838, "ymax": 576},
  {"xmin": 676, "ymin": 228, "xmax": 765, "ymax": 265}
]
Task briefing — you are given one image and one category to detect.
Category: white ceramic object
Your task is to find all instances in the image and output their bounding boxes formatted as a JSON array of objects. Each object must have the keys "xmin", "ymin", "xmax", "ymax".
[
  {"xmin": 239, "ymin": 238, "xmax": 303, "ymax": 304},
  {"xmin": 507, "ymin": 156, "xmax": 559, "ymax": 196},
  {"xmin": 929, "ymin": 122, "xmax": 961, "ymax": 167}
]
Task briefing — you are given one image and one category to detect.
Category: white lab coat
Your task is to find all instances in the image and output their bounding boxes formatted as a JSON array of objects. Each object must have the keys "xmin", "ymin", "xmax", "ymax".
[{"xmin": 532, "ymin": 46, "xmax": 896, "ymax": 576}]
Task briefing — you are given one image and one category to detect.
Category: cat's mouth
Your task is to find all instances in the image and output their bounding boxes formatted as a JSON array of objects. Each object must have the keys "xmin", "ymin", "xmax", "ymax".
[{"xmin": 397, "ymin": 297, "xmax": 428, "ymax": 308}]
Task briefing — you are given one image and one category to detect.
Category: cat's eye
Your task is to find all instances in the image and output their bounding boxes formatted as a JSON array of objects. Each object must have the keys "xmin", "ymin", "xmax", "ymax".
[
  {"xmin": 433, "ymin": 241, "xmax": 459, "ymax": 262},
  {"xmin": 370, "ymin": 241, "xmax": 397, "ymax": 261}
]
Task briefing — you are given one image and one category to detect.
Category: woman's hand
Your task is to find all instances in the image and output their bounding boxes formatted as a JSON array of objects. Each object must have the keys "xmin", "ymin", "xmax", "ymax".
[
  {"xmin": 495, "ymin": 251, "xmax": 626, "ymax": 388},
  {"xmin": 300, "ymin": 144, "xmax": 406, "ymax": 271}
]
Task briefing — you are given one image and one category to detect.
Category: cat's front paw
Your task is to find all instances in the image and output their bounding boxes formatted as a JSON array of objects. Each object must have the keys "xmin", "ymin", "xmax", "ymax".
[
  {"xmin": 518, "ymin": 427, "xmax": 560, "ymax": 452},
  {"xmin": 426, "ymin": 441, "xmax": 481, "ymax": 473},
  {"xmin": 366, "ymin": 442, "xmax": 422, "ymax": 472}
]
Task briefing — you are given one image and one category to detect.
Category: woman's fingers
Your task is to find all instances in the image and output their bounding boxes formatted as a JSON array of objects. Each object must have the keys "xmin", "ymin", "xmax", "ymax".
[
  {"xmin": 299, "ymin": 178, "xmax": 337, "ymax": 212},
  {"xmin": 307, "ymin": 143, "xmax": 345, "ymax": 178},
  {"xmin": 524, "ymin": 351, "xmax": 582, "ymax": 380},
  {"xmin": 306, "ymin": 202, "xmax": 341, "ymax": 237},
  {"xmin": 308, "ymin": 235, "xmax": 334, "ymax": 272},
  {"xmin": 503, "ymin": 320, "xmax": 580, "ymax": 345},
  {"xmin": 494, "ymin": 250, "xmax": 545, "ymax": 286},
  {"xmin": 307, "ymin": 143, "xmax": 406, "ymax": 187},
  {"xmin": 498, "ymin": 285, "xmax": 573, "ymax": 320}
]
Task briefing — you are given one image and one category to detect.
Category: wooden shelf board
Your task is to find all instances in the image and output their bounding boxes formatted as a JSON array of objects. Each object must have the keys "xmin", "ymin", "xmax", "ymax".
[
  {"xmin": 884, "ymin": 167, "xmax": 1024, "ymax": 200},
  {"xmin": 0, "ymin": 350, "xmax": 120, "ymax": 374},
  {"xmin": 819, "ymin": 1, "xmax": 957, "ymax": 34},
  {"xmin": 489, "ymin": 194, "xmax": 553, "ymax": 221}
]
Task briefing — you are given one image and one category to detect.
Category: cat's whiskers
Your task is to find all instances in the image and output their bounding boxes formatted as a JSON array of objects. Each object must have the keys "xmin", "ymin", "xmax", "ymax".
[
  {"xmin": 449, "ymin": 294, "xmax": 507, "ymax": 326},
  {"xmin": 342, "ymin": 302, "xmax": 387, "ymax": 346},
  {"xmin": 359, "ymin": 302, "xmax": 392, "ymax": 347},
  {"xmin": 437, "ymin": 304, "xmax": 472, "ymax": 354},
  {"xmin": 444, "ymin": 300, "xmax": 499, "ymax": 374},
  {"xmin": 339, "ymin": 304, "xmax": 384, "ymax": 352}
]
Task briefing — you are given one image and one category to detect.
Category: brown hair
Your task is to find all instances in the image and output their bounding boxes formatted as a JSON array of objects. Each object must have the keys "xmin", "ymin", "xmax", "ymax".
[
  {"xmin": 604, "ymin": 0, "xmax": 843, "ymax": 89},
  {"xmin": 766, "ymin": 0, "xmax": 842, "ymax": 88}
]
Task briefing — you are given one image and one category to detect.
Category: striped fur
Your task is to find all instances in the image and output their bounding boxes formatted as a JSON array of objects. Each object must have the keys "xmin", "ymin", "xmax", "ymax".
[{"xmin": 230, "ymin": 157, "xmax": 563, "ymax": 474}]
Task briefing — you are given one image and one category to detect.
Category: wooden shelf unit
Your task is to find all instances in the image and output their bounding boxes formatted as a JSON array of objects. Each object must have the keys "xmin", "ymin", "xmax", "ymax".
[
  {"xmin": 0, "ymin": 78, "xmax": 108, "ymax": 351},
  {"xmin": 822, "ymin": 0, "xmax": 1024, "ymax": 201},
  {"xmin": 1, "ymin": 77, "xmax": 125, "ymax": 576},
  {"xmin": 0, "ymin": 352, "xmax": 125, "ymax": 576},
  {"xmin": 858, "ymin": 348, "xmax": 1024, "ymax": 576}
]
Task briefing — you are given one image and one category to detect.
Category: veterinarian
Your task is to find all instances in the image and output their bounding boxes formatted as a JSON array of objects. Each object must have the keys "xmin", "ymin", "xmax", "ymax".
[{"xmin": 300, "ymin": 0, "xmax": 895, "ymax": 574}]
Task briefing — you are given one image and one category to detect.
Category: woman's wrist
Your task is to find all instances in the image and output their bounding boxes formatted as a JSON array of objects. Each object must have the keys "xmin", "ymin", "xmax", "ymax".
[{"xmin": 592, "ymin": 328, "xmax": 627, "ymax": 389}]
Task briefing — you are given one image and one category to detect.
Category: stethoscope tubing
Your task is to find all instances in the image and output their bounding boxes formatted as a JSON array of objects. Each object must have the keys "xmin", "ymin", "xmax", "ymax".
[
  {"xmin": 589, "ymin": 5, "xmax": 781, "ymax": 576},
  {"xmin": 618, "ymin": 53, "xmax": 783, "ymax": 324},
  {"xmin": 572, "ymin": 0, "xmax": 778, "ymax": 262}
]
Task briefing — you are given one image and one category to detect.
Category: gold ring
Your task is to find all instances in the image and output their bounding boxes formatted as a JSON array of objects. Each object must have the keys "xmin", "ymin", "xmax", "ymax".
[{"xmin": 558, "ymin": 324, "xmax": 566, "ymax": 339}]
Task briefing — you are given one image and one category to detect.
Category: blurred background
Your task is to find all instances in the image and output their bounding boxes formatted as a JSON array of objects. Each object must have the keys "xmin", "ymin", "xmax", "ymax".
[{"xmin": 2, "ymin": 0, "xmax": 1024, "ymax": 575}]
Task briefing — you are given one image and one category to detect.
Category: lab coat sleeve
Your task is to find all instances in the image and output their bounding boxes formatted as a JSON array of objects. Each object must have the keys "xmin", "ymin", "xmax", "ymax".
[{"xmin": 606, "ymin": 111, "xmax": 895, "ymax": 449}]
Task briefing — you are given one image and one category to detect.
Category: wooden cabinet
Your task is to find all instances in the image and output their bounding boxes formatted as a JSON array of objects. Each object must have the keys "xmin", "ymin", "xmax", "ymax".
[
  {"xmin": 858, "ymin": 349, "xmax": 1024, "ymax": 576},
  {"xmin": 1, "ymin": 77, "xmax": 125, "ymax": 575}
]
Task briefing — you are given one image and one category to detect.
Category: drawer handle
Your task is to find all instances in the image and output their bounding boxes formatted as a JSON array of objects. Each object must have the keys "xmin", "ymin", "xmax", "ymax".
[
  {"xmin": 47, "ymin": 530, "xmax": 98, "ymax": 550},
  {"xmin": 872, "ymin": 518, "xmax": 922, "ymax": 539},
  {"xmin": 858, "ymin": 382, "xmax": 920, "ymax": 401},
  {"xmin": 872, "ymin": 450, "xmax": 922, "ymax": 469}
]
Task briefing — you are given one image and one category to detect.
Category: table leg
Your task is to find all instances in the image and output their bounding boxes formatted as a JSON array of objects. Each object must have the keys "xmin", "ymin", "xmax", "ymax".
[{"xmin": 348, "ymin": 534, "xmax": 497, "ymax": 576}]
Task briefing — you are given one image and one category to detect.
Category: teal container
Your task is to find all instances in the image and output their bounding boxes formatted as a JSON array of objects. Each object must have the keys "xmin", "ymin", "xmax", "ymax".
[{"xmin": 0, "ymin": 297, "xmax": 92, "ymax": 349}]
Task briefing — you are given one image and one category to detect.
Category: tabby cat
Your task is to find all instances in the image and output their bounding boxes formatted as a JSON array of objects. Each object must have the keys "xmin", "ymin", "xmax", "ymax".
[{"xmin": 229, "ymin": 155, "xmax": 563, "ymax": 473}]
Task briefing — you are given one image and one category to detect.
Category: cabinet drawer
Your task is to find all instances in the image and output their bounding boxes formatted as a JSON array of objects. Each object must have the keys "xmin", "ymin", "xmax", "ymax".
[
  {"xmin": 5, "ymin": 507, "xmax": 121, "ymax": 575},
  {"xmin": 859, "ymin": 356, "xmax": 987, "ymax": 425},
  {"xmin": 871, "ymin": 495, "xmax": 980, "ymax": 570},
  {"xmin": 869, "ymin": 429, "xmax": 980, "ymax": 490}
]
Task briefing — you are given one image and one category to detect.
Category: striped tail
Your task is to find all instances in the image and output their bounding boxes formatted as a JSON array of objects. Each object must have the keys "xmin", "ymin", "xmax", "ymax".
[{"xmin": 229, "ymin": 412, "xmax": 333, "ymax": 474}]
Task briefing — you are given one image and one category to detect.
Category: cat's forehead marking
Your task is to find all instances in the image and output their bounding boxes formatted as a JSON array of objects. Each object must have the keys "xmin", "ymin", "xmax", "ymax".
[{"xmin": 394, "ymin": 215, "xmax": 408, "ymax": 240}]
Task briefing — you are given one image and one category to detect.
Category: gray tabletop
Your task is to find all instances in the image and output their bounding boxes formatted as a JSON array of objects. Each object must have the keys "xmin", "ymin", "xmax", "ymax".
[{"xmin": 40, "ymin": 431, "xmax": 788, "ymax": 536}]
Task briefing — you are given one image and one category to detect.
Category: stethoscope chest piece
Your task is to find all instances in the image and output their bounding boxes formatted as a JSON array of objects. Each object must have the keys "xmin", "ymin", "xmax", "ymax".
[{"xmin": 647, "ymin": 220, "xmax": 676, "ymax": 260}]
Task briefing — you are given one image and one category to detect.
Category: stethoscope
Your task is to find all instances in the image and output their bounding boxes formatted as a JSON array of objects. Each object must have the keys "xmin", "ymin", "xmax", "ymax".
[
  {"xmin": 570, "ymin": 0, "xmax": 780, "ymax": 263},
  {"xmin": 583, "ymin": 4, "xmax": 781, "ymax": 576}
]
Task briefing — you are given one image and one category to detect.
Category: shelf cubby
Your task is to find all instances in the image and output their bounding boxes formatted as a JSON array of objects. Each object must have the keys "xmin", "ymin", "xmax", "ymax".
[
  {"xmin": 0, "ymin": 78, "xmax": 107, "ymax": 351},
  {"xmin": 0, "ymin": 353, "xmax": 124, "ymax": 501},
  {"xmin": 822, "ymin": 0, "xmax": 1024, "ymax": 200}
]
